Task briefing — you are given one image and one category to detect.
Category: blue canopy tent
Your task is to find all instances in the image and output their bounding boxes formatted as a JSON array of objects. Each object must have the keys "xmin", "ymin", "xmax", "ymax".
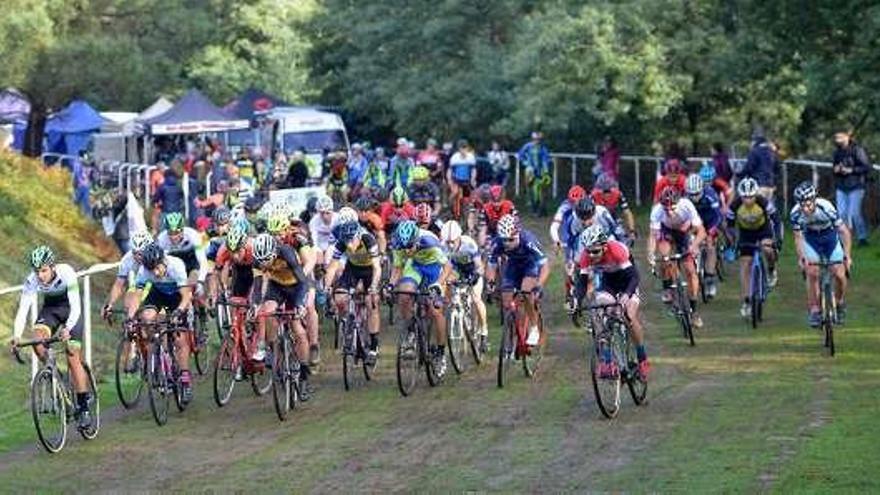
[
  {"xmin": 222, "ymin": 88, "xmax": 287, "ymax": 151},
  {"xmin": 144, "ymin": 89, "xmax": 248, "ymax": 135},
  {"xmin": 45, "ymin": 100, "xmax": 105, "ymax": 157}
]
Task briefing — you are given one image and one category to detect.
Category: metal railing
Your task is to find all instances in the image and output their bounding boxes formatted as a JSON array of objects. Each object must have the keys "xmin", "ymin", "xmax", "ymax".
[{"xmin": 0, "ymin": 262, "xmax": 120, "ymax": 378}]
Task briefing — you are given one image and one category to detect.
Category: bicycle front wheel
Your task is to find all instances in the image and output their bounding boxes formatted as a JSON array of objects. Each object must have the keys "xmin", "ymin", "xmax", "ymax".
[
  {"xmin": 114, "ymin": 336, "xmax": 144, "ymax": 409},
  {"xmin": 272, "ymin": 336, "xmax": 293, "ymax": 421},
  {"xmin": 341, "ymin": 318, "xmax": 355, "ymax": 391},
  {"xmin": 447, "ymin": 309, "xmax": 466, "ymax": 375},
  {"xmin": 496, "ymin": 314, "xmax": 515, "ymax": 388},
  {"xmin": 523, "ymin": 312, "xmax": 544, "ymax": 378},
  {"xmin": 822, "ymin": 282, "xmax": 835, "ymax": 357},
  {"xmin": 147, "ymin": 345, "xmax": 170, "ymax": 426},
  {"xmin": 79, "ymin": 365, "xmax": 100, "ymax": 440},
  {"xmin": 589, "ymin": 342, "xmax": 621, "ymax": 419},
  {"xmin": 193, "ymin": 312, "xmax": 210, "ymax": 376},
  {"xmin": 464, "ymin": 307, "xmax": 483, "ymax": 365},
  {"xmin": 213, "ymin": 336, "xmax": 237, "ymax": 407},
  {"xmin": 396, "ymin": 325, "xmax": 418, "ymax": 397},
  {"xmin": 31, "ymin": 368, "xmax": 67, "ymax": 453}
]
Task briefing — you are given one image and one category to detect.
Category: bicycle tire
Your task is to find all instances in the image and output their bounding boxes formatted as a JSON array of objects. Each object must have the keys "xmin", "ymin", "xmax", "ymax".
[
  {"xmin": 447, "ymin": 309, "xmax": 466, "ymax": 375},
  {"xmin": 396, "ymin": 324, "xmax": 418, "ymax": 397},
  {"xmin": 31, "ymin": 368, "xmax": 67, "ymax": 453},
  {"xmin": 823, "ymin": 280, "xmax": 835, "ymax": 357},
  {"xmin": 464, "ymin": 305, "xmax": 483, "ymax": 365},
  {"xmin": 272, "ymin": 335, "xmax": 293, "ymax": 421},
  {"xmin": 750, "ymin": 260, "xmax": 762, "ymax": 329},
  {"xmin": 676, "ymin": 280, "xmax": 695, "ymax": 345},
  {"xmin": 496, "ymin": 313, "xmax": 515, "ymax": 388},
  {"xmin": 360, "ymin": 324, "xmax": 376, "ymax": 382},
  {"xmin": 589, "ymin": 340, "xmax": 621, "ymax": 419},
  {"xmin": 423, "ymin": 322, "xmax": 441, "ymax": 388},
  {"xmin": 214, "ymin": 304, "xmax": 229, "ymax": 342},
  {"xmin": 213, "ymin": 336, "xmax": 237, "ymax": 407},
  {"xmin": 341, "ymin": 318, "xmax": 355, "ymax": 391},
  {"xmin": 114, "ymin": 336, "xmax": 144, "ymax": 409},
  {"xmin": 523, "ymin": 312, "xmax": 544, "ymax": 378},
  {"xmin": 247, "ymin": 321, "xmax": 272, "ymax": 396},
  {"xmin": 78, "ymin": 365, "xmax": 100, "ymax": 440},
  {"xmin": 147, "ymin": 344, "xmax": 170, "ymax": 426},
  {"xmin": 622, "ymin": 323, "xmax": 648, "ymax": 405},
  {"xmin": 193, "ymin": 312, "xmax": 210, "ymax": 376}
]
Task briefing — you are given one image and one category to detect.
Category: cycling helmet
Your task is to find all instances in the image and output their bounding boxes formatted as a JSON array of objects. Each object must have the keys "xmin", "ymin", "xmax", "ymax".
[
  {"xmin": 414, "ymin": 203, "xmax": 432, "ymax": 224},
  {"xmin": 266, "ymin": 214, "xmax": 289, "ymax": 235},
  {"xmin": 685, "ymin": 174, "xmax": 704, "ymax": 196},
  {"xmin": 315, "ymin": 195, "xmax": 334, "ymax": 213},
  {"xmin": 489, "ymin": 184, "xmax": 504, "ymax": 202},
  {"xmin": 253, "ymin": 233, "xmax": 277, "ymax": 262},
  {"xmin": 574, "ymin": 197, "xmax": 596, "ymax": 220},
  {"xmin": 213, "ymin": 206, "xmax": 231, "ymax": 226},
  {"xmin": 354, "ymin": 195, "xmax": 375, "ymax": 212},
  {"xmin": 567, "ymin": 184, "xmax": 587, "ymax": 204},
  {"xmin": 305, "ymin": 195, "xmax": 319, "ymax": 215},
  {"xmin": 477, "ymin": 183, "xmax": 493, "ymax": 203},
  {"xmin": 130, "ymin": 231, "xmax": 154, "ymax": 253},
  {"xmin": 335, "ymin": 221, "xmax": 361, "ymax": 243},
  {"xmin": 440, "ymin": 220, "xmax": 462, "ymax": 243},
  {"xmin": 496, "ymin": 214, "xmax": 520, "ymax": 239},
  {"xmin": 737, "ymin": 177, "xmax": 759, "ymax": 198},
  {"xmin": 665, "ymin": 159, "xmax": 685, "ymax": 175},
  {"xmin": 244, "ymin": 195, "xmax": 265, "ymax": 214},
  {"xmin": 226, "ymin": 223, "xmax": 249, "ymax": 252},
  {"xmin": 140, "ymin": 243, "xmax": 165, "ymax": 270},
  {"xmin": 411, "ymin": 166, "xmax": 430, "ymax": 182},
  {"xmin": 595, "ymin": 174, "xmax": 617, "ymax": 192},
  {"xmin": 394, "ymin": 220, "xmax": 419, "ymax": 249},
  {"xmin": 164, "ymin": 212, "xmax": 185, "ymax": 232},
  {"xmin": 580, "ymin": 224, "xmax": 609, "ymax": 251},
  {"xmin": 793, "ymin": 181, "xmax": 817, "ymax": 203},
  {"xmin": 660, "ymin": 186, "xmax": 681, "ymax": 207},
  {"xmin": 390, "ymin": 186, "xmax": 408, "ymax": 207},
  {"xmin": 337, "ymin": 206, "xmax": 358, "ymax": 225},
  {"xmin": 699, "ymin": 162, "xmax": 716, "ymax": 183},
  {"xmin": 29, "ymin": 245, "xmax": 55, "ymax": 269}
]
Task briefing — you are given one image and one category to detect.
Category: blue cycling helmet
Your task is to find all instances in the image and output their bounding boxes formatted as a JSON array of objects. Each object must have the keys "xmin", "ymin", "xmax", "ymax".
[
  {"xmin": 335, "ymin": 221, "xmax": 361, "ymax": 243},
  {"xmin": 394, "ymin": 220, "xmax": 419, "ymax": 249},
  {"xmin": 699, "ymin": 162, "xmax": 716, "ymax": 183}
]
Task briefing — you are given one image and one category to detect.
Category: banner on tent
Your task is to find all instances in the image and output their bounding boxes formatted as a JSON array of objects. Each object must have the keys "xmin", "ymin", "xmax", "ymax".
[{"xmin": 269, "ymin": 186, "xmax": 326, "ymax": 215}]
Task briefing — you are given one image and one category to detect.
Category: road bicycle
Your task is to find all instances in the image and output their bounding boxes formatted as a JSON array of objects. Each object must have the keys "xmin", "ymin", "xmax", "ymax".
[
  {"xmin": 334, "ymin": 287, "xmax": 376, "ymax": 390},
  {"xmin": 142, "ymin": 316, "xmax": 190, "ymax": 426},
  {"xmin": 212, "ymin": 295, "xmax": 273, "ymax": 407},
  {"xmin": 446, "ymin": 278, "xmax": 483, "ymax": 373},
  {"xmin": 658, "ymin": 253, "xmax": 695, "ymax": 346},
  {"xmin": 810, "ymin": 258, "xmax": 846, "ymax": 357},
  {"xmin": 395, "ymin": 288, "xmax": 443, "ymax": 397},
  {"xmin": 496, "ymin": 288, "xmax": 545, "ymax": 388},
  {"xmin": 266, "ymin": 307, "xmax": 305, "ymax": 421}
]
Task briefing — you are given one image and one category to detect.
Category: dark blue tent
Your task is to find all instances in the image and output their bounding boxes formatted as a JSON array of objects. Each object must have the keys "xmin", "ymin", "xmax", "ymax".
[
  {"xmin": 144, "ymin": 89, "xmax": 248, "ymax": 135},
  {"xmin": 222, "ymin": 88, "xmax": 287, "ymax": 150},
  {"xmin": 45, "ymin": 100, "xmax": 105, "ymax": 156}
]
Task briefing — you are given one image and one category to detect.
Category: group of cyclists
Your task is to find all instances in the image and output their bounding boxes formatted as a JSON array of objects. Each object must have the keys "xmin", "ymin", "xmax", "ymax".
[{"xmin": 9, "ymin": 140, "xmax": 856, "ymax": 438}]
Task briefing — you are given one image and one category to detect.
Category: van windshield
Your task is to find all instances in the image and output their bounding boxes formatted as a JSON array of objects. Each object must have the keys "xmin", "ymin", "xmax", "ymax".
[{"xmin": 283, "ymin": 130, "xmax": 347, "ymax": 154}]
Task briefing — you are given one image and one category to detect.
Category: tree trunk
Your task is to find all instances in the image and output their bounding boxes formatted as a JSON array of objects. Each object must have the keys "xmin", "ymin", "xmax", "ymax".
[{"xmin": 23, "ymin": 103, "xmax": 48, "ymax": 158}]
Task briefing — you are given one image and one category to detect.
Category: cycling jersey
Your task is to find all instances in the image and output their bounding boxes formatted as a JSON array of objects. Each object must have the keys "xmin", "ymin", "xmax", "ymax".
[
  {"xmin": 308, "ymin": 213, "xmax": 338, "ymax": 251},
  {"xmin": 136, "ymin": 255, "xmax": 189, "ymax": 296},
  {"xmin": 790, "ymin": 198, "xmax": 845, "ymax": 261},
  {"xmin": 550, "ymin": 201, "xmax": 575, "ymax": 245},
  {"xmin": 361, "ymin": 163, "xmax": 387, "ymax": 189},
  {"xmin": 482, "ymin": 200, "xmax": 516, "ymax": 234},
  {"xmin": 379, "ymin": 202, "xmax": 415, "ymax": 231},
  {"xmin": 727, "ymin": 195, "xmax": 774, "ymax": 231},
  {"xmin": 13, "ymin": 264, "xmax": 81, "ymax": 340},
  {"xmin": 578, "ymin": 240, "xmax": 639, "ymax": 297},
  {"xmin": 331, "ymin": 231, "xmax": 379, "ymax": 267},
  {"xmin": 590, "ymin": 188, "xmax": 630, "ymax": 216},
  {"xmin": 394, "ymin": 229, "xmax": 447, "ymax": 288},
  {"xmin": 690, "ymin": 187, "xmax": 723, "ymax": 230},
  {"xmin": 488, "ymin": 229, "xmax": 547, "ymax": 291},
  {"xmin": 156, "ymin": 227, "xmax": 208, "ymax": 282},
  {"xmin": 117, "ymin": 250, "xmax": 142, "ymax": 288},
  {"xmin": 359, "ymin": 211, "xmax": 385, "ymax": 238},
  {"xmin": 408, "ymin": 182, "xmax": 439, "ymax": 204},
  {"xmin": 215, "ymin": 242, "xmax": 256, "ymax": 269},
  {"xmin": 652, "ymin": 175, "xmax": 686, "ymax": 202},
  {"xmin": 390, "ymin": 156, "xmax": 414, "ymax": 187},
  {"xmin": 449, "ymin": 152, "xmax": 476, "ymax": 183},
  {"xmin": 259, "ymin": 244, "xmax": 307, "ymax": 287},
  {"xmin": 650, "ymin": 198, "xmax": 703, "ymax": 233},
  {"xmin": 446, "ymin": 235, "xmax": 482, "ymax": 276}
]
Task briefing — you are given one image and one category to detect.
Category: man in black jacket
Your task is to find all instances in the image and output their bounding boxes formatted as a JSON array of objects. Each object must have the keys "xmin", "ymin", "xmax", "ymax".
[{"xmin": 832, "ymin": 132, "xmax": 872, "ymax": 246}]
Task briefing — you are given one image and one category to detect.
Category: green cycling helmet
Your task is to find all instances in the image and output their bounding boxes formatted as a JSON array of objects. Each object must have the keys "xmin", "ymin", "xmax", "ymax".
[
  {"xmin": 394, "ymin": 220, "xmax": 419, "ymax": 249},
  {"xmin": 411, "ymin": 166, "xmax": 429, "ymax": 182},
  {"xmin": 390, "ymin": 185, "xmax": 408, "ymax": 207},
  {"xmin": 30, "ymin": 245, "xmax": 56, "ymax": 269},
  {"xmin": 164, "ymin": 212, "xmax": 185, "ymax": 232},
  {"xmin": 226, "ymin": 223, "xmax": 249, "ymax": 252},
  {"xmin": 266, "ymin": 213, "xmax": 289, "ymax": 235}
]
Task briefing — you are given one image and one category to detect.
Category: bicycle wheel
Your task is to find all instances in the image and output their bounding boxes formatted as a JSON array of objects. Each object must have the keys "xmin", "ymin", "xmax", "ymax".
[
  {"xmin": 396, "ymin": 325, "xmax": 418, "ymax": 397},
  {"xmin": 114, "ymin": 336, "xmax": 144, "ymax": 409},
  {"xmin": 214, "ymin": 304, "xmax": 229, "ymax": 341},
  {"xmin": 193, "ymin": 311, "xmax": 210, "ymax": 376},
  {"xmin": 496, "ymin": 314, "xmax": 515, "ymax": 388},
  {"xmin": 341, "ymin": 318, "xmax": 356, "ymax": 391},
  {"xmin": 523, "ymin": 311, "xmax": 544, "ymax": 378},
  {"xmin": 750, "ymin": 262, "xmax": 762, "ymax": 329},
  {"xmin": 31, "ymin": 368, "xmax": 67, "ymax": 453},
  {"xmin": 79, "ymin": 365, "xmax": 100, "ymax": 440},
  {"xmin": 360, "ymin": 325, "xmax": 376, "ymax": 382},
  {"xmin": 213, "ymin": 336, "xmax": 237, "ymax": 407},
  {"xmin": 589, "ymin": 338, "xmax": 621, "ymax": 419},
  {"xmin": 147, "ymin": 344, "xmax": 170, "ymax": 426},
  {"xmin": 698, "ymin": 251, "xmax": 709, "ymax": 304},
  {"xmin": 676, "ymin": 283, "xmax": 695, "ymax": 346},
  {"xmin": 423, "ymin": 322, "xmax": 441, "ymax": 388},
  {"xmin": 247, "ymin": 323, "xmax": 272, "ymax": 396},
  {"xmin": 447, "ymin": 308, "xmax": 466, "ymax": 375},
  {"xmin": 272, "ymin": 335, "xmax": 293, "ymax": 421},
  {"xmin": 621, "ymin": 325, "xmax": 647, "ymax": 405},
  {"xmin": 464, "ymin": 306, "xmax": 483, "ymax": 365},
  {"xmin": 822, "ymin": 281, "xmax": 835, "ymax": 356}
]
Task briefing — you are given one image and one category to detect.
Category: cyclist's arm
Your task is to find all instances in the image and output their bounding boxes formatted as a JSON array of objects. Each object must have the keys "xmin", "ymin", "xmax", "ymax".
[
  {"xmin": 690, "ymin": 224, "xmax": 707, "ymax": 254},
  {"xmin": 324, "ymin": 258, "xmax": 341, "ymax": 288},
  {"xmin": 793, "ymin": 230, "xmax": 806, "ymax": 264},
  {"xmin": 13, "ymin": 287, "xmax": 37, "ymax": 341},
  {"xmin": 549, "ymin": 220, "xmax": 562, "ymax": 245},
  {"xmin": 105, "ymin": 276, "xmax": 127, "ymax": 309},
  {"xmin": 299, "ymin": 245, "xmax": 317, "ymax": 278},
  {"xmin": 538, "ymin": 261, "xmax": 550, "ymax": 287},
  {"xmin": 62, "ymin": 268, "xmax": 81, "ymax": 332},
  {"xmin": 177, "ymin": 285, "xmax": 193, "ymax": 312},
  {"xmin": 622, "ymin": 208, "xmax": 636, "ymax": 234}
]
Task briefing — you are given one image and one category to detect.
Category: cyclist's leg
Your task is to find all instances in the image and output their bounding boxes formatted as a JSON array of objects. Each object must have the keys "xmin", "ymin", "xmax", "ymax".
[
  {"xmin": 737, "ymin": 233, "xmax": 754, "ymax": 303},
  {"xmin": 396, "ymin": 259, "xmax": 421, "ymax": 323},
  {"xmin": 304, "ymin": 287, "xmax": 320, "ymax": 352},
  {"xmin": 418, "ymin": 263, "xmax": 446, "ymax": 347},
  {"xmin": 520, "ymin": 276, "xmax": 540, "ymax": 327},
  {"xmin": 705, "ymin": 229, "xmax": 718, "ymax": 276},
  {"xmin": 64, "ymin": 320, "xmax": 89, "ymax": 394},
  {"xmin": 471, "ymin": 276, "xmax": 488, "ymax": 337}
]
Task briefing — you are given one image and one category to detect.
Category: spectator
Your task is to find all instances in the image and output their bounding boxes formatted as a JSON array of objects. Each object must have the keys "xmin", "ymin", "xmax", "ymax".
[
  {"xmin": 597, "ymin": 136, "xmax": 620, "ymax": 181},
  {"xmin": 711, "ymin": 142, "xmax": 733, "ymax": 182},
  {"xmin": 487, "ymin": 140, "xmax": 509, "ymax": 186},
  {"xmin": 832, "ymin": 131, "xmax": 872, "ymax": 247},
  {"xmin": 71, "ymin": 153, "xmax": 92, "ymax": 217},
  {"xmin": 151, "ymin": 166, "xmax": 185, "ymax": 232},
  {"xmin": 741, "ymin": 128, "xmax": 783, "ymax": 244},
  {"xmin": 517, "ymin": 131, "xmax": 552, "ymax": 215},
  {"xmin": 109, "ymin": 191, "xmax": 130, "ymax": 253},
  {"xmin": 390, "ymin": 141, "xmax": 415, "ymax": 189},
  {"xmin": 417, "ymin": 138, "xmax": 443, "ymax": 185},
  {"xmin": 347, "ymin": 143, "xmax": 368, "ymax": 196}
]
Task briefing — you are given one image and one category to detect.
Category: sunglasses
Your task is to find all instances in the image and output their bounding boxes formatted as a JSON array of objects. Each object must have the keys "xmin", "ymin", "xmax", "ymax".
[
  {"xmin": 587, "ymin": 248, "xmax": 604, "ymax": 256},
  {"xmin": 500, "ymin": 237, "xmax": 518, "ymax": 244}
]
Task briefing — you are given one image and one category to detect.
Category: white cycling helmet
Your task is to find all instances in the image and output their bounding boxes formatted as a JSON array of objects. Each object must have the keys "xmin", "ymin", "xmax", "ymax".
[
  {"xmin": 130, "ymin": 231, "xmax": 154, "ymax": 253},
  {"xmin": 253, "ymin": 233, "xmax": 277, "ymax": 262},
  {"xmin": 497, "ymin": 214, "xmax": 520, "ymax": 239},
  {"xmin": 579, "ymin": 224, "xmax": 609, "ymax": 251},
  {"xmin": 440, "ymin": 220, "xmax": 462, "ymax": 243},
  {"xmin": 337, "ymin": 206, "xmax": 358, "ymax": 225},
  {"xmin": 685, "ymin": 173, "xmax": 704, "ymax": 195},
  {"xmin": 737, "ymin": 177, "xmax": 759, "ymax": 197},
  {"xmin": 315, "ymin": 195, "xmax": 334, "ymax": 213}
]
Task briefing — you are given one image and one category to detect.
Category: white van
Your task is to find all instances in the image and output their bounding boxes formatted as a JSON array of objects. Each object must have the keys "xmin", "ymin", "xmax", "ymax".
[{"xmin": 268, "ymin": 107, "xmax": 350, "ymax": 164}]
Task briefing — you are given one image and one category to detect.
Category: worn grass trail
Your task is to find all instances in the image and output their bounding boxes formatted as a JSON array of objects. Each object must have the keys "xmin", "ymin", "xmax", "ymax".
[{"xmin": 0, "ymin": 219, "xmax": 878, "ymax": 492}]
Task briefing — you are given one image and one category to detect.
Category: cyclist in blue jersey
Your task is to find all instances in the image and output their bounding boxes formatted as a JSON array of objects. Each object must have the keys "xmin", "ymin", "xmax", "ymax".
[
  {"xmin": 790, "ymin": 182, "xmax": 853, "ymax": 327},
  {"xmin": 686, "ymin": 174, "xmax": 723, "ymax": 299}
]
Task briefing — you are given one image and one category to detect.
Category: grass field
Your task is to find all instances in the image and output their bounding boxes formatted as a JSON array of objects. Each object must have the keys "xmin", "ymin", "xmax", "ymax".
[{"xmin": 0, "ymin": 188, "xmax": 879, "ymax": 492}]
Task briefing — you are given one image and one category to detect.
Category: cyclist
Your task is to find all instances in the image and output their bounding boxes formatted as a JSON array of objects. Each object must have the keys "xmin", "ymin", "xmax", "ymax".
[
  {"xmin": 414, "ymin": 202, "xmax": 442, "ymax": 237},
  {"xmin": 441, "ymin": 220, "xmax": 489, "ymax": 353},
  {"xmin": 156, "ymin": 212, "xmax": 209, "ymax": 288},
  {"xmin": 252, "ymin": 233, "xmax": 313, "ymax": 400},
  {"xmin": 129, "ymin": 243, "xmax": 195, "ymax": 404},
  {"xmin": 790, "ymin": 182, "xmax": 853, "ymax": 327},
  {"xmin": 325, "ymin": 151, "xmax": 350, "ymax": 203},
  {"xmin": 479, "ymin": 185, "xmax": 517, "ymax": 248},
  {"xmin": 575, "ymin": 225, "xmax": 649, "ymax": 379},
  {"xmin": 12, "ymin": 246, "xmax": 92, "ymax": 428},
  {"xmin": 699, "ymin": 162, "xmax": 734, "ymax": 206},
  {"xmin": 408, "ymin": 165, "xmax": 441, "ymax": 217},
  {"xmin": 685, "ymin": 173, "xmax": 723, "ymax": 299},
  {"xmin": 648, "ymin": 186, "xmax": 707, "ymax": 328},
  {"xmin": 389, "ymin": 143, "xmax": 415, "ymax": 190},
  {"xmin": 308, "ymin": 195, "xmax": 338, "ymax": 269},
  {"xmin": 324, "ymin": 220, "xmax": 383, "ymax": 365},
  {"xmin": 727, "ymin": 177, "xmax": 778, "ymax": 318},
  {"xmin": 652, "ymin": 158, "xmax": 687, "ymax": 202},
  {"xmin": 590, "ymin": 174, "xmax": 636, "ymax": 241},
  {"xmin": 390, "ymin": 220, "xmax": 451, "ymax": 376},
  {"xmin": 447, "ymin": 139, "xmax": 477, "ymax": 220},
  {"xmin": 210, "ymin": 220, "xmax": 255, "ymax": 313},
  {"xmin": 102, "ymin": 231, "xmax": 155, "ymax": 322},
  {"xmin": 550, "ymin": 185, "xmax": 587, "ymax": 256},
  {"xmin": 486, "ymin": 215, "xmax": 550, "ymax": 347},
  {"xmin": 379, "ymin": 185, "xmax": 415, "ymax": 238},
  {"xmin": 354, "ymin": 195, "xmax": 388, "ymax": 254},
  {"xmin": 416, "ymin": 138, "xmax": 443, "ymax": 187},
  {"xmin": 517, "ymin": 131, "xmax": 552, "ymax": 215},
  {"xmin": 205, "ymin": 206, "xmax": 232, "ymax": 264}
]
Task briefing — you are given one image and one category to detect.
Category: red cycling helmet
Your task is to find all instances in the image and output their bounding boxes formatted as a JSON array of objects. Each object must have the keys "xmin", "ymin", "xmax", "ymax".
[
  {"xmin": 660, "ymin": 186, "xmax": 681, "ymax": 207},
  {"xmin": 489, "ymin": 185, "xmax": 504, "ymax": 202},
  {"xmin": 665, "ymin": 159, "xmax": 684, "ymax": 175},
  {"xmin": 567, "ymin": 185, "xmax": 587, "ymax": 204},
  {"xmin": 414, "ymin": 203, "xmax": 432, "ymax": 224}
]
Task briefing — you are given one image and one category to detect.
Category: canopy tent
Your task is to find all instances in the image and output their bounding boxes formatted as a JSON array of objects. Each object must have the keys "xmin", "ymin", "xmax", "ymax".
[
  {"xmin": 45, "ymin": 100, "xmax": 105, "ymax": 157},
  {"xmin": 145, "ymin": 89, "xmax": 248, "ymax": 135},
  {"xmin": 223, "ymin": 88, "xmax": 288, "ymax": 121},
  {"xmin": 0, "ymin": 88, "xmax": 30, "ymax": 124},
  {"xmin": 100, "ymin": 111, "xmax": 139, "ymax": 134}
]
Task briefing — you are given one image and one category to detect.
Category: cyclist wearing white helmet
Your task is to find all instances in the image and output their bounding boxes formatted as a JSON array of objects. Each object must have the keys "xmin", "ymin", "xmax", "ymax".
[
  {"xmin": 686, "ymin": 173, "xmax": 724, "ymax": 298},
  {"xmin": 441, "ymin": 220, "xmax": 489, "ymax": 352},
  {"xmin": 308, "ymin": 195, "xmax": 338, "ymax": 266},
  {"xmin": 790, "ymin": 181, "xmax": 852, "ymax": 327},
  {"xmin": 102, "ymin": 231, "xmax": 155, "ymax": 322},
  {"xmin": 727, "ymin": 176, "xmax": 778, "ymax": 318}
]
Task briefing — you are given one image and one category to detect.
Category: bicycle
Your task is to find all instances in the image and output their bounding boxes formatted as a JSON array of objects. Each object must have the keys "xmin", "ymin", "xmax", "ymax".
[
  {"xmin": 697, "ymin": 243, "xmax": 710, "ymax": 304},
  {"xmin": 212, "ymin": 295, "xmax": 273, "ymax": 407},
  {"xmin": 585, "ymin": 301, "xmax": 647, "ymax": 419},
  {"xmin": 395, "ymin": 288, "xmax": 442, "ymax": 397},
  {"xmin": 191, "ymin": 288, "xmax": 211, "ymax": 376},
  {"xmin": 266, "ymin": 307, "xmax": 305, "ymax": 421},
  {"xmin": 334, "ymin": 287, "xmax": 377, "ymax": 390},
  {"xmin": 657, "ymin": 253, "xmax": 695, "ymax": 346},
  {"xmin": 742, "ymin": 243, "xmax": 770, "ymax": 329},
  {"xmin": 381, "ymin": 253, "xmax": 396, "ymax": 326},
  {"xmin": 496, "ymin": 288, "xmax": 545, "ymax": 388},
  {"xmin": 143, "ymin": 316, "xmax": 190, "ymax": 426},
  {"xmin": 446, "ymin": 278, "xmax": 483, "ymax": 373},
  {"xmin": 13, "ymin": 337, "xmax": 100, "ymax": 453},
  {"xmin": 810, "ymin": 258, "xmax": 845, "ymax": 357},
  {"xmin": 107, "ymin": 309, "xmax": 147, "ymax": 410}
]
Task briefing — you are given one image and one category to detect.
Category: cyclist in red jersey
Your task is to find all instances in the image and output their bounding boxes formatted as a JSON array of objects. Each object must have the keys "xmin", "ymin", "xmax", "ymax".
[
  {"xmin": 479, "ymin": 185, "xmax": 516, "ymax": 247},
  {"xmin": 652, "ymin": 158, "xmax": 687, "ymax": 203},
  {"xmin": 379, "ymin": 185, "xmax": 415, "ymax": 236},
  {"xmin": 591, "ymin": 174, "xmax": 636, "ymax": 239}
]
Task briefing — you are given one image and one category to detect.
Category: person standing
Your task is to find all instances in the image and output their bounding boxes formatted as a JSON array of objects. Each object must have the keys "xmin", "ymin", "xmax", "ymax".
[
  {"xmin": 597, "ymin": 136, "xmax": 620, "ymax": 181},
  {"xmin": 487, "ymin": 140, "xmax": 509, "ymax": 186},
  {"xmin": 517, "ymin": 131, "xmax": 552, "ymax": 216},
  {"xmin": 832, "ymin": 131, "xmax": 872, "ymax": 247},
  {"xmin": 711, "ymin": 142, "xmax": 733, "ymax": 183}
]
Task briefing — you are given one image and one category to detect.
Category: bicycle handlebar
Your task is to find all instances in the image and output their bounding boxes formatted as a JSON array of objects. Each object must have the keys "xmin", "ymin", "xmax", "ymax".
[{"xmin": 11, "ymin": 336, "xmax": 62, "ymax": 365}]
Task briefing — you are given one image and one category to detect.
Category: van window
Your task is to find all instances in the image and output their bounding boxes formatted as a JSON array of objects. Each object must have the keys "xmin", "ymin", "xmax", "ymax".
[{"xmin": 283, "ymin": 130, "xmax": 346, "ymax": 154}]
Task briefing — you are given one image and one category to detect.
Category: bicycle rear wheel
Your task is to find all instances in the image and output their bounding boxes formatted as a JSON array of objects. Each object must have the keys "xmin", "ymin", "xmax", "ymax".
[
  {"xmin": 114, "ymin": 336, "xmax": 144, "ymax": 409},
  {"xmin": 822, "ymin": 282, "xmax": 835, "ymax": 356},
  {"xmin": 78, "ymin": 365, "xmax": 100, "ymax": 440},
  {"xmin": 396, "ymin": 325, "xmax": 418, "ymax": 397},
  {"xmin": 464, "ymin": 306, "xmax": 483, "ymax": 365},
  {"xmin": 589, "ymin": 340, "xmax": 621, "ymax": 419},
  {"xmin": 213, "ymin": 336, "xmax": 237, "ymax": 407},
  {"xmin": 621, "ymin": 327, "xmax": 647, "ymax": 405},
  {"xmin": 496, "ymin": 314, "xmax": 515, "ymax": 388},
  {"xmin": 447, "ymin": 309, "xmax": 466, "ymax": 375},
  {"xmin": 272, "ymin": 335, "xmax": 293, "ymax": 421},
  {"xmin": 147, "ymin": 344, "xmax": 170, "ymax": 426},
  {"xmin": 193, "ymin": 311, "xmax": 210, "ymax": 376},
  {"xmin": 31, "ymin": 368, "xmax": 67, "ymax": 453}
]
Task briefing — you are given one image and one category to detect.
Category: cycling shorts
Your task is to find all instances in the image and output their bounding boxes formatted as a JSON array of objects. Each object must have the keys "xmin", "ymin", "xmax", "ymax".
[
  {"xmin": 264, "ymin": 280, "xmax": 307, "ymax": 308},
  {"xmin": 399, "ymin": 260, "xmax": 442, "ymax": 289},
  {"xmin": 230, "ymin": 266, "xmax": 255, "ymax": 298},
  {"xmin": 501, "ymin": 260, "xmax": 541, "ymax": 291},
  {"xmin": 339, "ymin": 264, "xmax": 375, "ymax": 290},
  {"xmin": 36, "ymin": 296, "xmax": 84, "ymax": 344},
  {"xmin": 143, "ymin": 289, "xmax": 183, "ymax": 315},
  {"xmin": 804, "ymin": 230, "xmax": 844, "ymax": 263},
  {"xmin": 737, "ymin": 226, "xmax": 773, "ymax": 257},
  {"xmin": 659, "ymin": 226, "xmax": 691, "ymax": 256}
]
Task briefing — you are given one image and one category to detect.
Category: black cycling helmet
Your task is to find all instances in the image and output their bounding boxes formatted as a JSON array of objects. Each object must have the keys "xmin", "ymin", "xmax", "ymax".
[
  {"xmin": 305, "ymin": 195, "xmax": 319, "ymax": 215},
  {"xmin": 574, "ymin": 197, "xmax": 596, "ymax": 220},
  {"xmin": 141, "ymin": 243, "xmax": 165, "ymax": 270},
  {"xmin": 354, "ymin": 195, "xmax": 375, "ymax": 211},
  {"xmin": 244, "ymin": 195, "xmax": 265, "ymax": 213}
]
